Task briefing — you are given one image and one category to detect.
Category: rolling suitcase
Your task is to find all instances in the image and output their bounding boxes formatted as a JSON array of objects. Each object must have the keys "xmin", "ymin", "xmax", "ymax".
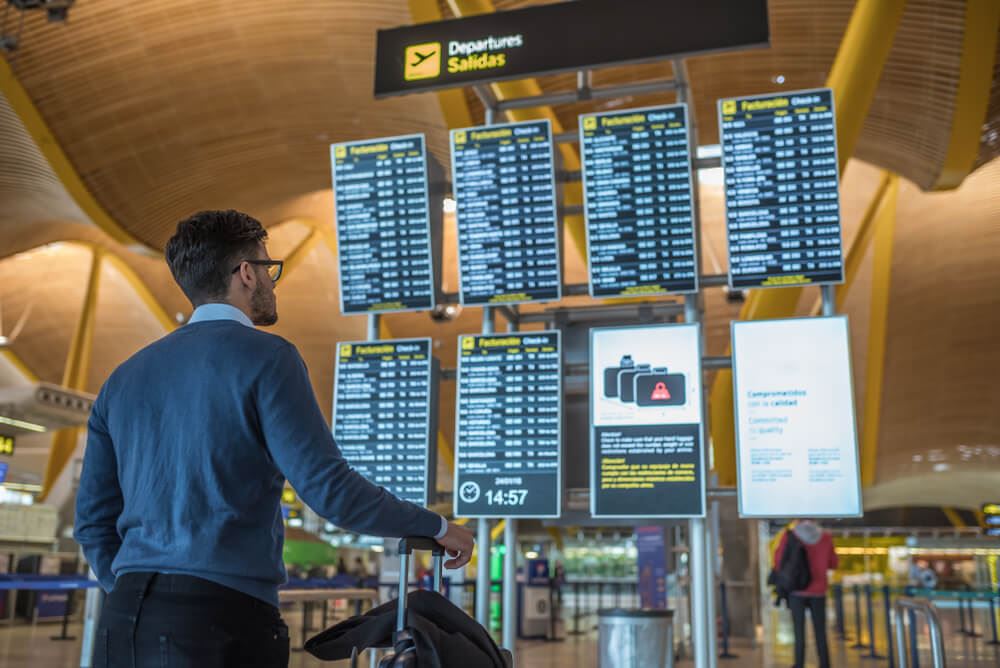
[{"xmin": 352, "ymin": 536, "xmax": 512, "ymax": 668}]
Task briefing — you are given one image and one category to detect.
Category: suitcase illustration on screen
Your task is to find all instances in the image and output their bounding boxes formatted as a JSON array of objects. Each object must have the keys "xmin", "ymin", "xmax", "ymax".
[
  {"xmin": 634, "ymin": 368, "xmax": 687, "ymax": 406},
  {"xmin": 617, "ymin": 364, "xmax": 651, "ymax": 403},
  {"xmin": 603, "ymin": 355, "xmax": 635, "ymax": 398}
]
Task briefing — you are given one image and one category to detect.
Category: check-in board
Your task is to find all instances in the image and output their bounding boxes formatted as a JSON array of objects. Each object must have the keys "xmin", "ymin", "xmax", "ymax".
[
  {"xmin": 331, "ymin": 134, "xmax": 440, "ymax": 314},
  {"xmin": 590, "ymin": 324, "xmax": 705, "ymax": 517},
  {"xmin": 732, "ymin": 316, "xmax": 861, "ymax": 518},
  {"xmin": 580, "ymin": 104, "xmax": 698, "ymax": 297},
  {"xmin": 333, "ymin": 338, "xmax": 438, "ymax": 506},
  {"xmin": 454, "ymin": 331, "xmax": 561, "ymax": 518},
  {"xmin": 450, "ymin": 120, "xmax": 561, "ymax": 306},
  {"xmin": 718, "ymin": 88, "xmax": 844, "ymax": 289}
]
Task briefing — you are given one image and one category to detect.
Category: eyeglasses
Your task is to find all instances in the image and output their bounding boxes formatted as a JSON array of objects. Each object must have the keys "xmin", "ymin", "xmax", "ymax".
[{"xmin": 232, "ymin": 259, "xmax": 284, "ymax": 284}]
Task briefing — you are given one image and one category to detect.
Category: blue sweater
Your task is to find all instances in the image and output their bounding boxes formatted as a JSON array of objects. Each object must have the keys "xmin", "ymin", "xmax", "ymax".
[{"xmin": 74, "ymin": 317, "xmax": 442, "ymax": 606}]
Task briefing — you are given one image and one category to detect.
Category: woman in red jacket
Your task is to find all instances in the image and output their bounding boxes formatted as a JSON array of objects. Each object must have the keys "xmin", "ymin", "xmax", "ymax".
[{"xmin": 774, "ymin": 520, "xmax": 839, "ymax": 668}]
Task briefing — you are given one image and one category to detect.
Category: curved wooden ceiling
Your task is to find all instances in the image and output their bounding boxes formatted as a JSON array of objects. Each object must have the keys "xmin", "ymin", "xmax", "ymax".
[{"xmin": 0, "ymin": 1, "xmax": 998, "ymax": 508}]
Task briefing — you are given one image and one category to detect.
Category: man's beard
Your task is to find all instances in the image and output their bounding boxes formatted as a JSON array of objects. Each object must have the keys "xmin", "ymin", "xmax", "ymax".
[{"xmin": 250, "ymin": 285, "xmax": 278, "ymax": 326}]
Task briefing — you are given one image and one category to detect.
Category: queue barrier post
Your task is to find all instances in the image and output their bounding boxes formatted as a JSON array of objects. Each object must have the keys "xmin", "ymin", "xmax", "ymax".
[
  {"xmin": 833, "ymin": 584, "xmax": 847, "ymax": 640},
  {"xmin": 987, "ymin": 588, "xmax": 1000, "ymax": 646},
  {"xmin": 852, "ymin": 584, "xmax": 868, "ymax": 649},
  {"xmin": 882, "ymin": 585, "xmax": 895, "ymax": 668},
  {"xmin": 907, "ymin": 608, "xmax": 920, "ymax": 668},
  {"xmin": 864, "ymin": 584, "xmax": 885, "ymax": 660},
  {"xmin": 718, "ymin": 581, "xmax": 738, "ymax": 659},
  {"xmin": 965, "ymin": 588, "xmax": 982, "ymax": 638}
]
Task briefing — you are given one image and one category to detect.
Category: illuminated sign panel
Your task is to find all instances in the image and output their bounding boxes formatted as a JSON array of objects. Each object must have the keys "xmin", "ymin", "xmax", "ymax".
[
  {"xmin": 333, "ymin": 339, "xmax": 438, "ymax": 505},
  {"xmin": 590, "ymin": 324, "xmax": 705, "ymax": 518},
  {"xmin": 451, "ymin": 120, "xmax": 560, "ymax": 306},
  {"xmin": 455, "ymin": 332, "xmax": 561, "ymax": 518},
  {"xmin": 718, "ymin": 88, "xmax": 845, "ymax": 289},
  {"xmin": 732, "ymin": 316, "xmax": 862, "ymax": 518},
  {"xmin": 331, "ymin": 134, "xmax": 441, "ymax": 314},
  {"xmin": 0, "ymin": 435, "xmax": 13, "ymax": 456},
  {"xmin": 374, "ymin": 0, "xmax": 769, "ymax": 97},
  {"xmin": 580, "ymin": 104, "xmax": 698, "ymax": 297}
]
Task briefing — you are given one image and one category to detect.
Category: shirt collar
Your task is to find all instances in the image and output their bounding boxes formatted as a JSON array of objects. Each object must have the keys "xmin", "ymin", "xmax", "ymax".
[{"xmin": 187, "ymin": 303, "xmax": 254, "ymax": 328}]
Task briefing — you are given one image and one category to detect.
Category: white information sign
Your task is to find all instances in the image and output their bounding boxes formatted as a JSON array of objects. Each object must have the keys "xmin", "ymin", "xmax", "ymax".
[{"xmin": 732, "ymin": 316, "xmax": 862, "ymax": 518}]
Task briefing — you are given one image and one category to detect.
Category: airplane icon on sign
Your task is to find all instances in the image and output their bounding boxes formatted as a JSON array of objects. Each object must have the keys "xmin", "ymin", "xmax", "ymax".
[{"xmin": 410, "ymin": 50, "xmax": 436, "ymax": 67}]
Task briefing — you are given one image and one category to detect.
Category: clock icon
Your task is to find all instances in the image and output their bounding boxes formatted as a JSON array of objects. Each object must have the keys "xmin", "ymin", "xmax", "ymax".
[{"xmin": 459, "ymin": 481, "xmax": 481, "ymax": 504}]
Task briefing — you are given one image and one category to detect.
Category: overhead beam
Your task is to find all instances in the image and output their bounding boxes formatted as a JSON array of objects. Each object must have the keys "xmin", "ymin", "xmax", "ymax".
[
  {"xmin": 859, "ymin": 174, "xmax": 899, "ymax": 487},
  {"xmin": 942, "ymin": 507, "xmax": 967, "ymax": 529},
  {"xmin": 0, "ymin": 56, "xmax": 150, "ymax": 252},
  {"xmin": 808, "ymin": 170, "xmax": 895, "ymax": 316},
  {"xmin": 932, "ymin": 0, "xmax": 1000, "ymax": 190},
  {"xmin": 710, "ymin": 0, "xmax": 907, "ymax": 487},
  {"xmin": 41, "ymin": 248, "xmax": 104, "ymax": 499},
  {"xmin": 1, "ymin": 348, "xmax": 39, "ymax": 383}
]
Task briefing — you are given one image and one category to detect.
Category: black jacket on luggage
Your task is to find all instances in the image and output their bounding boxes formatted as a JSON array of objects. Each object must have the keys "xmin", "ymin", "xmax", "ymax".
[{"xmin": 305, "ymin": 590, "xmax": 506, "ymax": 667}]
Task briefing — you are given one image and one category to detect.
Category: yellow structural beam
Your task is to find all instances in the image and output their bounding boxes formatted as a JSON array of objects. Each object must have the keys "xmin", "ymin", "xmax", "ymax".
[
  {"xmin": 808, "ymin": 170, "xmax": 894, "ymax": 316},
  {"xmin": 445, "ymin": 0, "xmax": 588, "ymax": 263},
  {"xmin": 711, "ymin": 0, "xmax": 907, "ymax": 486},
  {"xmin": 859, "ymin": 174, "xmax": 898, "ymax": 487},
  {"xmin": 281, "ymin": 228, "xmax": 321, "ymax": 278},
  {"xmin": 547, "ymin": 526, "xmax": 565, "ymax": 552},
  {"xmin": 491, "ymin": 519, "xmax": 506, "ymax": 542},
  {"xmin": 942, "ymin": 507, "xmax": 967, "ymax": 529},
  {"xmin": 0, "ymin": 57, "xmax": 149, "ymax": 252},
  {"xmin": 825, "ymin": 0, "xmax": 908, "ymax": 175},
  {"xmin": 41, "ymin": 248, "xmax": 104, "ymax": 500},
  {"xmin": 933, "ymin": 0, "xmax": 1000, "ymax": 190}
]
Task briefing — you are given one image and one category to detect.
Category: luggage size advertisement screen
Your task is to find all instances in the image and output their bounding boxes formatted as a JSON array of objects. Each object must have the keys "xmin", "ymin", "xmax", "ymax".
[
  {"xmin": 732, "ymin": 316, "xmax": 862, "ymax": 518},
  {"xmin": 589, "ymin": 324, "xmax": 705, "ymax": 517}
]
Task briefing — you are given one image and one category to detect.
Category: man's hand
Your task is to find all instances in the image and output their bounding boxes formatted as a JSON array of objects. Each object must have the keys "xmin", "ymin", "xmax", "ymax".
[{"xmin": 437, "ymin": 522, "xmax": 475, "ymax": 569}]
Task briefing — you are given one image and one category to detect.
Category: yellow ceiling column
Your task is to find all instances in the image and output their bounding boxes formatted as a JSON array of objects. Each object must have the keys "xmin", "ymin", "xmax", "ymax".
[
  {"xmin": 711, "ymin": 0, "xmax": 907, "ymax": 486},
  {"xmin": 41, "ymin": 247, "xmax": 104, "ymax": 500},
  {"xmin": 859, "ymin": 174, "xmax": 899, "ymax": 487},
  {"xmin": 1, "ymin": 349, "xmax": 39, "ymax": 383},
  {"xmin": 932, "ymin": 0, "xmax": 1000, "ymax": 190}
]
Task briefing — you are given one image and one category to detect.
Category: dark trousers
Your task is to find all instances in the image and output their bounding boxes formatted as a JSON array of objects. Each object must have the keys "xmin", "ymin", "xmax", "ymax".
[
  {"xmin": 93, "ymin": 572, "xmax": 289, "ymax": 668},
  {"xmin": 790, "ymin": 594, "xmax": 830, "ymax": 668}
]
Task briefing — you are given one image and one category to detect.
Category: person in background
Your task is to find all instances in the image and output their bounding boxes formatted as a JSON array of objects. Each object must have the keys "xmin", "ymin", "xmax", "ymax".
[
  {"xmin": 774, "ymin": 520, "xmax": 838, "ymax": 668},
  {"xmin": 337, "ymin": 557, "xmax": 349, "ymax": 577},
  {"xmin": 74, "ymin": 210, "xmax": 475, "ymax": 668},
  {"xmin": 351, "ymin": 556, "xmax": 367, "ymax": 582}
]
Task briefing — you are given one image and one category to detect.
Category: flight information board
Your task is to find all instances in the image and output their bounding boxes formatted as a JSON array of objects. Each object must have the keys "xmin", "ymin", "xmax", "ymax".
[
  {"xmin": 450, "ymin": 120, "xmax": 561, "ymax": 306},
  {"xmin": 331, "ymin": 134, "xmax": 441, "ymax": 314},
  {"xmin": 454, "ymin": 331, "xmax": 561, "ymax": 518},
  {"xmin": 590, "ymin": 324, "xmax": 705, "ymax": 518},
  {"xmin": 718, "ymin": 88, "xmax": 844, "ymax": 289},
  {"xmin": 580, "ymin": 104, "xmax": 698, "ymax": 297},
  {"xmin": 333, "ymin": 338, "xmax": 438, "ymax": 506}
]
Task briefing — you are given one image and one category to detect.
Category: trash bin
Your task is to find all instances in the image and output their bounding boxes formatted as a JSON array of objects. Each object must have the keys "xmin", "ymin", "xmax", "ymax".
[{"xmin": 598, "ymin": 609, "xmax": 674, "ymax": 668}]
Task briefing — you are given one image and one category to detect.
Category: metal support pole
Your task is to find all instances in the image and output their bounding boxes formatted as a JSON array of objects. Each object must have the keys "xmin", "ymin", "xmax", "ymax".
[
  {"xmin": 987, "ymin": 590, "xmax": 1000, "ymax": 645},
  {"xmin": 821, "ymin": 284, "xmax": 836, "ymax": 317},
  {"xmin": 865, "ymin": 584, "xmax": 884, "ymax": 658},
  {"xmin": 883, "ymin": 586, "xmax": 895, "ymax": 668},
  {"xmin": 476, "ymin": 519, "xmax": 490, "ymax": 626},
  {"xmin": 78, "ymin": 570, "xmax": 102, "ymax": 668},
  {"xmin": 907, "ymin": 608, "xmax": 919, "ymax": 668},
  {"xmin": 503, "ymin": 519, "xmax": 517, "ymax": 655},
  {"xmin": 852, "ymin": 584, "xmax": 867, "ymax": 648},
  {"xmin": 367, "ymin": 313, "xmax": 380, "ymax": 341},
  {"xmin": 834, "ymin": 584, "xmax": 847, "ymax": 640}
]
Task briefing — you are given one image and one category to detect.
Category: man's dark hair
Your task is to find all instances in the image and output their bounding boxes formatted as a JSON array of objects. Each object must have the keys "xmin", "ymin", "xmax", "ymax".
[{"xmin": 165, "ymin": 210, "xmax": 268, "ymax": 304}]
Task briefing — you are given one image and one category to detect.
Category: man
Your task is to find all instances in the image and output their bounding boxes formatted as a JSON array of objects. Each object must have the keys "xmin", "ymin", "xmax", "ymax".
[
  {"xmin": 773, "ymin": 519, "xmax": 838, "ymax": 668},
  {"xmin": 75, "ymin": 210, "xmax": 474, "ymax": 667}
]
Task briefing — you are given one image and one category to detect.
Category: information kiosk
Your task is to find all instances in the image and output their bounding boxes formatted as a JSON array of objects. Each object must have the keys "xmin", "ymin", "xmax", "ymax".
[
  {"xmin": 332, "ymin": 338, "xmax": 439, "ymax": 505},
  {"xmin": 331, "ymin": 134, "xmax": 443, "ymax": 314},
  {"xmin": 450, "ymin": 120, "xmax": 561, "ymax": 306},
  {"xmin": 718, "ymin": 88, "xmax": 844, "ymax": 289},
  {"xmin": 454, "ymin": 331, "xmax": 561, "ymax": 518},
  {"xmin": 590, "ymin": 324, "xmax": 705, "ymax": 517},
  {"xmin": 579, "ymin": 104, "xmax": 698, "ymax": 297}
]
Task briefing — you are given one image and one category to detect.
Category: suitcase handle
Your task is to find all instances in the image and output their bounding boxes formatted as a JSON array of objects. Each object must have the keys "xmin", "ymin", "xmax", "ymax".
[
  {"xmin": 397, "ymin": 536, "xmax": 445, "ymax": 556},
  {"xmin": 396, "ymin": 536, "xmax": 445, "ymax": 632}
]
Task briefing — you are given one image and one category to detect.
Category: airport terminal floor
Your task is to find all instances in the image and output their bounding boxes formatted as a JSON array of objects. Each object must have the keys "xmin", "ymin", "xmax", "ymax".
[{"xmin": 2, "ymin": 0, "xmax": 1000, "ymax": 667}]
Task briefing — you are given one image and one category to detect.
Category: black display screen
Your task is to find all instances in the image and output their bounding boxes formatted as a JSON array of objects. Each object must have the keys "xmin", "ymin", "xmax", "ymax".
[
  {"xmin": 451, "ymin": 120, "xmax": 561, "ymax": 306},
  {"xmin": 455, "ymin": 331, "xmax": 561, "ymax": 518},
  {"xmin": 333, "ymin": 339, "xmax": 437, "ymax": 505},
  {"xmin": 331, "ymin": 134, "xmax": 439, "ymax": 314},
  {"xmin": 581, "ymin": 104, "xmax": 698, "ymax": 297},
  {"xmin": 718, "ymin": 88, "xmax": 844, "ymax": 289}
]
